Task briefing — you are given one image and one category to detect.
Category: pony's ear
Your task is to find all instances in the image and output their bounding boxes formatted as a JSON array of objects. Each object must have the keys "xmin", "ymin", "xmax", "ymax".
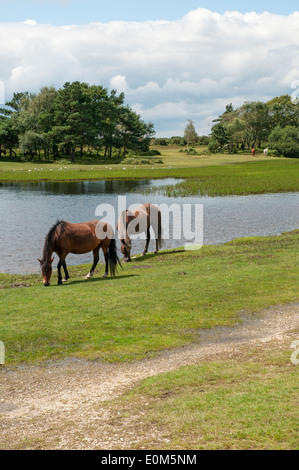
[
  {"xmin": 38, "ymin": 259, "xmax": 42, "ymax": 264},
  {"xmin": 51, "ymin": 257, "xmax": 54, "ymax": 263}
]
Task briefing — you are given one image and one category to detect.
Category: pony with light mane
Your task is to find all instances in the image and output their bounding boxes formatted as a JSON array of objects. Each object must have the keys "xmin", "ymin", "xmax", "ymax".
[{"xmin": 117, "ymin": 203, "xmax": 163, "ymax": 262}]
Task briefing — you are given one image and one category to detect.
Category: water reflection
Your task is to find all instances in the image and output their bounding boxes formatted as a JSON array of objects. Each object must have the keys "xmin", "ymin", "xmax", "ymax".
[
  {"xmin": 0, "ymin": 179, "xmax": 152, "ymax": 195},
  {"xmin": 0, "ymin": 180, "xmax": 298, "ymax": 274},
  {"xmin": 0, "ymin": 178, "xmax": 183, "ymax": 196}
]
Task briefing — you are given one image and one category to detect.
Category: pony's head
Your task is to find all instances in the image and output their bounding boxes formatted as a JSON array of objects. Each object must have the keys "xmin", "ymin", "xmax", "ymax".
[
  {"xmin": 120, "ymin": 238, "xmax": 132, "ymax": 262},
  {"xmin": 38, "ymin": 257, "xmax": 54, "ymax": 286},
  {"xmin": 117, "ymin": 210, "xmax": 133, "ymax": 262},
  {"xmin": 39, "ymin": 220, "xmax": 63, "ymax": 286}
]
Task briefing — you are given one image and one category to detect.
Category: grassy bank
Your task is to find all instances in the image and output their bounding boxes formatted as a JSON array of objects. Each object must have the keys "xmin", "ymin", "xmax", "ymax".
[
  {"xmin": 0, "ymin": 231, "xmax": 298, "ymax": 365},
  {"xmin": 142, "ymin": 159, "xmax": 299, "ymax": 197},
  {"xmin": 1, "ymin": 146, "xmax": 298, "ymax": 196}
]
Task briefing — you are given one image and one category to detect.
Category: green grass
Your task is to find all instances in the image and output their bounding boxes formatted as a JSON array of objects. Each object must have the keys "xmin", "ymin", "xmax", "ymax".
[
  {"xmin": 0, "ymin": 145, "xmax": 269, "ymax": 180},
  {"xmin": 143, "ymin": 159, "xmax": 299, "ymax": 197},
  {"xmin": 112, "ymin": 345, "xmax": 298, "ymax": 449},
  {"xmin": 1, "ymin": 146, "xmax": 298, "ymax": 196},
  {"xmin": 0, "ymin": 231, "xmax": 298, "ymax": 365}
]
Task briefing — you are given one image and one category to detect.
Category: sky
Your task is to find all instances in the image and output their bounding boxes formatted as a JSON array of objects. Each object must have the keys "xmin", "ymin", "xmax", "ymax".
[{"xmin": 0, "ymin": 1, "xmax": 298, "ymax": 136}]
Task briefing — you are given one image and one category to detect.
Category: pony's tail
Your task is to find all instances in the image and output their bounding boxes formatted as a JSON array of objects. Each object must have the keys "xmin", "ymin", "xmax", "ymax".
[{"xmin": 108, "ymin": 238, "xmax": 122, "ymax": 276}]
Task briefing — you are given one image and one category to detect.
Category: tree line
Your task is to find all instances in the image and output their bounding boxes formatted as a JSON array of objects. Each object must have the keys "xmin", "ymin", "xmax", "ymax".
[
  {"xmin": 154, "ymin": 95, "xmax": 299, "ymax": 158},
  {"xmin": 209, "ymin": 95, "xmax": 299, "ymax": 157},
  {"xmin": 0, "ymin": 81, "xmax": 155, "ymax": 161}
]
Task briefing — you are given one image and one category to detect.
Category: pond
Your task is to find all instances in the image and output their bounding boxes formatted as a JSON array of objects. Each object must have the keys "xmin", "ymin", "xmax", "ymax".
[{"xmin": 0, "ymin": 179, "xmax": 298, "ymax": 274}]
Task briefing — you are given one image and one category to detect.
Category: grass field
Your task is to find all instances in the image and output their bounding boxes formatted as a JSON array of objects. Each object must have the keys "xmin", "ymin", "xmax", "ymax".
[
  {"xmin": 108, "ymin": 339, "xmax": 298, "ymax": 450},
  {"xmin": 143, "ymin": 159, "xmax": 299, "ymax": 196},
  {"xmin": 1, "ymin": 146, "xmax": 298, "ymax": 196},
  {"xmin": 0, "ymin": 231, "xmax": 298, "ymax": 365},
  {"xmin": 0, "ymin": 145, "xmax": 269, "ymax": 178}
]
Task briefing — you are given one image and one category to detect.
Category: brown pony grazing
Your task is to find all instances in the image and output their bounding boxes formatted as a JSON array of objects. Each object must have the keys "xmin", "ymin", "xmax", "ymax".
[
  {"xmin": 117, "ymin": 203, "xmax": 163, "ymax": 262},
  {"xmin": 39, "ymin": 220, "xmax": 121, "ymax": 286}
]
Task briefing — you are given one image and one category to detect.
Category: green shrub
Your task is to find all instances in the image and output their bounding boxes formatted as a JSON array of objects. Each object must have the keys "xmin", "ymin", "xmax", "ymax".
[{"xmin": 269, "ymin": 125, "xmax": 299, "ymax": 158}]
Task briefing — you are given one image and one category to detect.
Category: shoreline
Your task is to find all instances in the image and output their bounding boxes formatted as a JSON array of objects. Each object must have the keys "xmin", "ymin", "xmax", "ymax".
[{"xmin": 1, "ymin": 158, "xmax": 298, "ymax": 197}]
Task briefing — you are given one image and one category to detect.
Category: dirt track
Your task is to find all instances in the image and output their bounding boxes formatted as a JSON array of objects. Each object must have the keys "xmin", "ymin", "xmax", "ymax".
[{"xmin": 1, "ymin": 303, "xmax": 298, "ymax": 450}]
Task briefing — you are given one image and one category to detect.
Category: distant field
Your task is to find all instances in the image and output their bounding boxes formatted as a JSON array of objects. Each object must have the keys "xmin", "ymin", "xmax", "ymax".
[
  {"xmin": 142, "ymin": 158, "xmax": 299, "ymax": 196},
  {"xmin": 0, "ymin": 145, "xmax": 276, "ymax": 182},
  {"xmin": 1, "ymin": 145, "xmax": 298, "ymax": 196},
  {"xmin": 0, "ymin": 144, "xmax": 270, "ymax": 172}
]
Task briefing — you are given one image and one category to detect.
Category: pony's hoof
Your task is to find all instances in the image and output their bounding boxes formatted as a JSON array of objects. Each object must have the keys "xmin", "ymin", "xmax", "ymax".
[
  {"xmin": 102, "ymin": 273, "xmax": 108, "ymax": 278},
  {"xmin": 62, "ymin": 278, "xmax": 69, "ymax": 283}
]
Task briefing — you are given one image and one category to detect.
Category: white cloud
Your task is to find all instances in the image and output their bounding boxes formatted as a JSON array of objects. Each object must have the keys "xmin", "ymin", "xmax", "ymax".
[
  {"xmin": 24, "ymin": 20, "xmax": 38, "ymax": 25},
  {"xmin": 109, "ymin": 75, "xmax": 129, "ymax": 93},
  {"xmin": 0, "ymin": 8, "xmax": 298, "ymax": 135}
]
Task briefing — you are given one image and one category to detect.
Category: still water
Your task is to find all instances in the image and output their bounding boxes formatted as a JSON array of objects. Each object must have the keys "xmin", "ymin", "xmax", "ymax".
[{"xmin": 0, "ymin": 179, "xmax": 298, "ymax": 274}]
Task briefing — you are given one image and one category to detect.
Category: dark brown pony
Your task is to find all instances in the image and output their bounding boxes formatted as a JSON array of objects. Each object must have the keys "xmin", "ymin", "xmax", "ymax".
[
  {"xmin": 39, "ymin": 220, "xmax": 121, "ymax": 286},
  {"xmin": 117, "ymin": 203, "xmax": 163, "ymax": 262}
]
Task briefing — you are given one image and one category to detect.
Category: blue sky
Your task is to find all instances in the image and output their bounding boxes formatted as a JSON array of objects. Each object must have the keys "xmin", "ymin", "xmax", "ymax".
[
  {"xmin": 0, "ymin": 1, "xmax": 298, "ymax": 136},
  {"xmin": 0, "ymin": 0, "xmax": 298, "ymax": 24}
]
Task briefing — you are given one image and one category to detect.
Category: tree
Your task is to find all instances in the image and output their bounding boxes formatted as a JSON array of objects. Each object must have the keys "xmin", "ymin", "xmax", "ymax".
[
  {"xmin": 0, "ymin": 91, "xmax": 33, "ymax": 157},
  {"xmin": 269, "ymin": 126, "xmax": 299, "ymax": 158},
  {"xmin": 226, "ymin": 118, "xmax": 246, "ymax": 151},
  {"xmin": 19, "ymin": 131, "xmax": 45, "ymax": 159},
  {"xmin": 208, "ymin": 122, "xmax": 229, "ymax": 152},
  {"xmin": 15, "ymin": 87, "xmax": 58, "ymax": 159},
  {"xmin": 0, "ymin": 81, "xmax": 155, "ymax": 160},
  {"xmin": 86, "ymin": 83, "xmax": 113, "ymax": 154},
  {"xmin": 209, "ymin": 100, "xmax": 272, "ymax": 152},
  {"xmin": 209, "ymin": 103, "xmax": 238, "ymax": 152},
  {"xmin": 267, "ymin": 95, "xmax": 299, "ymax": 130},
  {"xmin": 184, "ymin": 120, "xmax": 198, "ymax": 150},
  {"xmin": 116, "ymin": 106, "xmax": 155, "ymax": 156},
  {"xmin": 238, "ymin": 101, "xmax": 270, "ymax": 148},
  {"xmin": 50, "ymin": 81, "xmax": 95, "ymax": 161},
  {"xmin": 0, "ymin": 116, "xmax": 19, "ymax": 157},
  {"xmin": 98, "ymin": 89, "xmax": 125, "ymax": 158},
  {"xmin": 5, "ymin": 91, "xmax": 33, "ymax": 113}
]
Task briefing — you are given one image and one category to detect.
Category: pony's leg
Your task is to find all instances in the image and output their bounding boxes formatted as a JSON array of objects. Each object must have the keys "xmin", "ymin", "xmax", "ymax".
[
  {"xmin": 155, "ymin": 230, "xmax": 160, "ymax": 253},
  {"xmin": 62, "ymin": 260, "xmax": 70, "ymax": 282},
  {"xmin": 57, "ymin": 256, "xmax": 69, "ymax": 284},
  {"xmin": 143, "ymin": 227, "xmax": 150, "ymax": 255},
  {"xmin": 102, "ymin": 246, "xmax": 109, "ymax": 278},
  {"xmin": 57, "ymin": 258, "xmax": 63, "ymax": 285},
  {"xmin": 154, "ymin": 211, "xmax": 162, "ymax": 253},
  {"xmin": 85, "ymin": 247, "xmax": 100, "ymax": 279}
]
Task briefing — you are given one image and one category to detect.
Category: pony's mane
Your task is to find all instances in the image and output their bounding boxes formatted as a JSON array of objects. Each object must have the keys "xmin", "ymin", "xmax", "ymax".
[{"xmin": 42, "ymin": 220, "xmax": 66, "ymax": 262}]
